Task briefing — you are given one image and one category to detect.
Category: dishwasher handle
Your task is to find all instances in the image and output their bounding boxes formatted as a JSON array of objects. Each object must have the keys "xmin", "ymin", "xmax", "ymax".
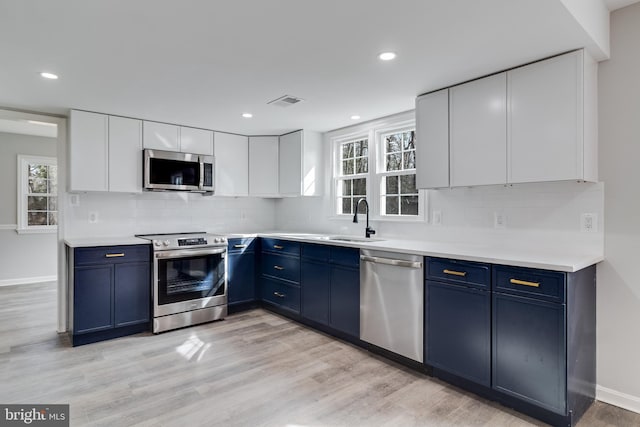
[{"xmin": 360, "ymin": 254, "xmax": 423, "ymax": 269}]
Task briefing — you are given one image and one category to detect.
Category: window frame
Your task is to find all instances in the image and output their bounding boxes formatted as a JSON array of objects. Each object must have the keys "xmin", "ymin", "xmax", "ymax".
[
  {"xmin": 332, "ymin": 133, "xmax": 371, "ymax": 217},
  {"xmin": 17, "ymin": 155, "xmax": 58, "ymax": 234}
]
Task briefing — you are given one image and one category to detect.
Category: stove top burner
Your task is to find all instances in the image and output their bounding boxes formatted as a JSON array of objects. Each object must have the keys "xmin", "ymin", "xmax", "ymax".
[{"xmin": 136, "ymin": 232, "xmax": 227, "ymax": 250}]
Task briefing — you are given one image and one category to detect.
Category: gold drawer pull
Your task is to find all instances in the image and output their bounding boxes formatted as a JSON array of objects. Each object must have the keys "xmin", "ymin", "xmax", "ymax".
[
  {"xmin": 273, "ymin": 292, "xmax": 285, "ymax": 298},
  {"xmin": 274, "ymin": 265, "xmax": 284, "ymax": 271},
  {"xmin": 105, "ymin": 253, "xmax": 125, "ymax": 258},
  {"xmin": 443, "ymin": 269, "xmax": 467, "ymax": 277},
  {"xmin": 510, "ymin": 278, "xmax": 540, "ymax": 288},
  {"xmin": 273, "ymin": 245, "xmax": 284, "ymax": 250},
  {"xmin": 234, "ymin": 244, "xmax": 247, "ymax": 248}
]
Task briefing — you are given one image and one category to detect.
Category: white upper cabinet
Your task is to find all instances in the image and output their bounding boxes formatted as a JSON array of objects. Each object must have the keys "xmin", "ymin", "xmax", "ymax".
[
  {"xmin": 180, "ymin": 126, "xmax": 213, "ymax": 156},
  {"xmin": 416, "ymin": 89, "xmax": 449, "ymax": 189},
  {"xmin": 143, "ymin": 121, "xmax": 180, "ymax": 151},
  {"xmin": 508, "ymin": 50, "xmax": 597, "ymax": 183},
  {"xmin": 214, "ymin": 132, "xmax": 249, "ymax": 196},
  {"xmin": 108, "ymin": 116, "xmax": 142, "ymax": 193},
  {"xmin": 69, "ymin": 110, "xmax": 109, "ymax": 192},
  {"xmin": 249, "ymin": 136, "xmax": 279, "ymax": 197},
  {"xmin": 450, "ymin": 72, "xmax": 507, "ymax": 187},
  {"xmin": 279, "ymin": 130, "xmax": 323, "ymax": 196}
]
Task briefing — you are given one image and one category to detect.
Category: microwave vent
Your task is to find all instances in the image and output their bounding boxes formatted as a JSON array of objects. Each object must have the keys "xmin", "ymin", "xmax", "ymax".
[{"xmin": 268, "ymin": 95, "xmax": 304, "ymax": 107}]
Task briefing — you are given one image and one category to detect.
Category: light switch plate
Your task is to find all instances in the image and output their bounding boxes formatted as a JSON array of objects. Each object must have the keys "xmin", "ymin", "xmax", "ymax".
[
  {"xmin": 69, "ymin": 194, "xmax": 80, "ymax": 207},
  {"xmin": 581, "ymin": 213, "xmax": 598, "ymax": 232},
  {"xmin": 494, "ymin": 212, "xmax": 506, "ymax": 229},
  {"xmin": 88, "ymin": 211, "xmax": 98, "ymax": 224}
]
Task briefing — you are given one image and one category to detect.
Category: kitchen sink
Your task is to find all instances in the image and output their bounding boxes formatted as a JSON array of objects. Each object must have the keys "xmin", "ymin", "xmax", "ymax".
[{"xmin": 316, "ymin": 235, "xmax": 385, "ymax": 243}]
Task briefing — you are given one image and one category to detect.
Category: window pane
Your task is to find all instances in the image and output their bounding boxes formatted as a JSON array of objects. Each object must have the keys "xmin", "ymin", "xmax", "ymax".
[
  {"xmin": 28, "ymin": 164, "xmax": 48, "ymax": 179},
  {"xmin": 385, "ymin": 196, "xmax": 399, "ymax": 215},
  {"xmin": 342, "ymin": 143, "xmax": 354, "ymax": 159},
  {"xmin": 386, "ymin": 154, "xmax": 401, "ymax": 171},
  {"xmin": 48, "ymin": 212, "xmax": 58, "ymax": 226},
  {"xmin": 341, "ymin": 198, "xmax": 351, "ymax": 215},
  {"xmin": 342, "ymin": 180, "xmax": 352, "ymax": 196},
  {"xmin": 28, "ymin": 212, "xmax": 47, "ymax": 226},
  {"xmin": 386, "ymin": 134, "xmax": 401, "ymax": 153},
  {"xmin": 342, "ymin": 159, "xmax": 354, "ymax": 175},
  {"xmin": 403, "ymin": 131, "xmax": 416, "ymax": 150},
  {"xmin": 353, "ymin": 198, "xmax": 364, "ymax": 215},
  {"xmin": 356, "ymin": 157, "xmax": 368, "ymax": 173},
  {"xmin": 48, "ymin": 197, "xmax": 58, "ymax": 211},
  {"xmin": 386, "ymin": 176, "xmax": 399, "ymax": 194},
  {"xmin": 403, "ymin": 151, "xmax": 416, "ymax": 169},
  {"xmin": 48, "ymin": 165, "xmax": 58, "ymax": 182},
  {"xmin": 28, "ymin": 196, "xmax": 47, "ymax": 210},
  {"xmin": 400, "ymin": 174, "xmax": 417, "ymax": 194},
  {"xmin": 359, "ymin": 141, "xmax": 368, "ymax": 157},
  {"xmin": 401, "ymin": 196, "xmax": 419, "ymax": 215},
  {"xmin": 352, "ymin": 178, "xmax": 366, "ymax": 196},
  {"xmin": 28, "ymin": 178, "xmax": 48, "ymax": 193}
]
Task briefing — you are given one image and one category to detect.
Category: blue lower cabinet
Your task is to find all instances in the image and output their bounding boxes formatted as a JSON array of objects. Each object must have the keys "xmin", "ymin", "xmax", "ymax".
[
  {"xmin": 493, "ymin": 292, "xmax": 567, "ymax": 414},
  {"xmin": 261, "ymin": 277, "xmax": 300, "ymax": 313},
  {"xmin": 114, "ymin": 262, "xmax": 151, "ymax": 327},
  {"xmin": 74, "ymin": 265, "xmax": 114, "ymax": 334},
  {"xmin": 427, "ymin": 280, "xmax": 491, "ymax": 386},
  {"xmin": 329, "ymin": 265, "xmax": 360, "ymax": 337},
  {"xmin": 228, "ymin": 250, "xmax": 256, "ymax": 305},
  {"xmin": 301, "ymin": 260, "xmax": 330, "ymax": 325}
]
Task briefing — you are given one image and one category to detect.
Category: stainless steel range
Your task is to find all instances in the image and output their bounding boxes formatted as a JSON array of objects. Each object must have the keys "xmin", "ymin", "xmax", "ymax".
[{"xmin": 136, "ymin": 232, "xmax": 227, "ymax": 333}]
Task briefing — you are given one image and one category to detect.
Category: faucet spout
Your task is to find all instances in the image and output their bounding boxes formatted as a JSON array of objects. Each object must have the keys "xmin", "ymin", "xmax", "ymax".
[{"xmin": 353, "ymin": 198, "xmax": 376, "ymax": 238}]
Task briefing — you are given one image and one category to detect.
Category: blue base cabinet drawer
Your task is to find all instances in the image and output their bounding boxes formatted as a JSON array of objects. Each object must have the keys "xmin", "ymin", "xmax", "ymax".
[
  {"xmin": 493, "ymin": 265, "xmax": 565, "ymax": 303},
  {"xmin": 261, "ymin": 253, "xmax": 300, "ymax": 283},
  {"xmin": 262, "ymin": 277, "xmax": 300, "ymax": 313},
  {"xmin": 261, "ymin": 238, "xmax": 300, "ymax": 256},
  {"xmin": 74, "ymin": 245, "xmax": 150, "ymax": 266},
  {"xmin": 427, "ymin": 258, "xmax": 490, "ymax": 289}
]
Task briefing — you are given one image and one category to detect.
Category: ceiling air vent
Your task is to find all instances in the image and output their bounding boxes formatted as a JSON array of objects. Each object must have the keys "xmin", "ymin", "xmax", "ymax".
[{"xmin": 267, "ymin": 95, "xmax": 304, "ymax": 108}]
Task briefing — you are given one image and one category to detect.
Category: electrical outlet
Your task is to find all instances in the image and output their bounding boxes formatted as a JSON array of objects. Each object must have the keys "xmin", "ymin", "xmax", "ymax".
[
  {"xmin": 88, "ymin": 211, "xmax": 99, "ymax": 224},
  {"xmin": 581, "ymin": 213, "xmax": 598, "ymax": 232},
  {"xmin": 432, "ymin": 210, "xmax": 442, "ymax": 226},
  {"xmin": 69, "ymin": 194, "xmax": 80, "ymax": 207},
  {"xmin": 494, "ymin": 212, "xmax": 506, "ymax": 229}
]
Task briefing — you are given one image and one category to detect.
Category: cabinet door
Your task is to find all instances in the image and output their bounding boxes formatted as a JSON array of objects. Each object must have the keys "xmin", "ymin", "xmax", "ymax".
[
  {"xmin": 108, "ymin": 116, "xmax": 142, "ymax": 193},
  {"xmin": 493, "ymin": 293, "xmax": 567, "ymax": 414},
  {"xmin": 228, "ymin": 251, "xmax": 255, "ymax": 304},
  {"xmin": 450, "ymin": 73, "xmax": 507, "ymax": 187},
  {"xmin": 279, "ymin": 131, "xmax": 302, "ymax": 196},
  {"xmin": 74, "ymin": 265, "xmax": 113, "ymax": 333},
  {"xmin": 416, "ymin": 89, "xmax": 449, "ymax": 189},
  {"xmin": 69, "ymin": 110, "xmax": 109, "ymax": 192},
  {"xmin": 114, "ymin": 262, "xmax": 150, "ymax": 327},
  {"xmin": 301, "ymin": 260, "xmax": 330, "ymax": 325},
  {"xmin": 143, "ymin": 121, "xmax": 180, "ymax": 151},
  {"xmin": 329, "ymin": 265, "xmax": 360, "ymax": 337},
  {"xmin": 508, "ymin": 51, "xmax": 582, "ymax": 183},
  {"xmin": 180, "ymin": 127, "xmax": 213, "ymax": 155},
  {"xmin": 427, "ymin": 281, "xmax": 490, "ymax": 386},
  {"xmin": 214, "ymin": 132, "xmax": 249, "ymax": 196},
  {"xmin": 249, "ymin": 136, "xmax": 279, "ymax": 196}
]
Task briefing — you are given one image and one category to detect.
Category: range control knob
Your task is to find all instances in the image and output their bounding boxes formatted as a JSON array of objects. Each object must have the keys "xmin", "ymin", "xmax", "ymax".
[
  {"xmin": 215, "ymin": 238, "xmax": 221, "ymax": 243},
  {"xmin": 154, "ymin": 241, "xmax": 161, "ymax": 247},
  {"xmin": 163, "ymin": 240, "xmax": 170, "ymax": 247}
]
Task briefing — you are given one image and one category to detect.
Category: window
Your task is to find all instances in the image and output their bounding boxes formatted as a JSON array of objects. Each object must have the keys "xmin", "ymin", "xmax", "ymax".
[
  {"xmin": 17, "ymin": 155, "xmax": 58, "ymax": 233},
  {"xmin": 379, "ymin": 129, "xmax": 419, "ymax": 216},
  {"xmin": 336, "ymin": 138, "xmax": 368, "ymax": 215}
]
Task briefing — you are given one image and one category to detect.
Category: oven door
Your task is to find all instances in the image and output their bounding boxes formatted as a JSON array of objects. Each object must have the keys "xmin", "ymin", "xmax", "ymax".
[{"xmin": 153, "ymin": 247, "xmax": 227, "ymax": 317}]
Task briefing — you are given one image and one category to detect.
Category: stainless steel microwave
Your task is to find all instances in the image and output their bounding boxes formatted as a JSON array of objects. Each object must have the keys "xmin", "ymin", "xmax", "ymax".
[{"xmin": 143, "ymin": 149, "xmax": 214, "ymax": 193}]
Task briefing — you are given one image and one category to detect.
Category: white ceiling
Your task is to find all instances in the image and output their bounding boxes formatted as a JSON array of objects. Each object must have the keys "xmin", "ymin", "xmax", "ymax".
[
  {"xmin": 0, "ymin": 0, "xmax": 617, "ymax": 135},
  {"xmin": 604, "ymin": 0, "xmax": 640, "ymax": 11}
]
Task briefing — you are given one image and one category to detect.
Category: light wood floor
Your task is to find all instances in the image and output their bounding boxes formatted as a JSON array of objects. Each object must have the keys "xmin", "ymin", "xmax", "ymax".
[{"xmin": 1, "ymin": 282, "xmax": 639, "ymax": 427}]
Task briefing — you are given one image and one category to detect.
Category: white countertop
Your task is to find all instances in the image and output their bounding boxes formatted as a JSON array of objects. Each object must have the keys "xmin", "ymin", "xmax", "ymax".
[{"xmin": 64, "ymin": 232, "xmax": 603, "ymax": 272}]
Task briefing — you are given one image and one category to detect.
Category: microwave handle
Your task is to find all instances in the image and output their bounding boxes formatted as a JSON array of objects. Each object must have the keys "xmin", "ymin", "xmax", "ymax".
[{"xmin": 199, "ymin": 159, "xmax": 205, "ymax": 190}]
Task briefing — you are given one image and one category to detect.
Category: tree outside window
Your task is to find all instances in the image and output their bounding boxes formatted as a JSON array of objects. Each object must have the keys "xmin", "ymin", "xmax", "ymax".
[
  {"xmin": 380, "ymin": 129, "xmax": 418, "ymax": 216},
  {"xmin": 17, "ymin": 155, "xmax": 58, "ymax": 233},
  {"xmin": 336, "ymin": 138, "xmax": 368, "ymax": 215}
]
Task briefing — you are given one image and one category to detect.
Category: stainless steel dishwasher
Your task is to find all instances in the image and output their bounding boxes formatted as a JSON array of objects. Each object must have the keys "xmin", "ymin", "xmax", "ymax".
[{"xmin": 360, "ymin": 249, "xmax": 424, "ymax": 362}]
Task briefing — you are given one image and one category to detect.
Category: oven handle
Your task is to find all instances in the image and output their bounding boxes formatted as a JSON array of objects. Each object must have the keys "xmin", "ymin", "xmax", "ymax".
[{"xmin": 155, "ymin": 247, "xmax": 227, "ymax": 259}]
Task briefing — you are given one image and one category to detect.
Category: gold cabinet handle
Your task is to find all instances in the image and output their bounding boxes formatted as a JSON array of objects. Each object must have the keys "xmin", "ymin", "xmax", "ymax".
[
  {"xmin": 105, "ymin": 253, "xmax": 125, "ymax": 258},
  {"xmin": 443, "ymin": 269, "xmax": 467, "ymax": 277},
  {"xmin": 233, "ymin": 244, "xmax": 247, "ymax": 248},
  {"xmin": 273, "ymin": 245, "xmax": 284, "ymax": 250},
  {"xmin": 273, "ymin": 292, "xmax": 285, "ymax": 298},
  {"xmin": 510, "ymin": 278, "xmax": 540, "ymax": 288},
  {"xmin": 274, "ymin": 265, "xmax": 284, "ymax": 270}
]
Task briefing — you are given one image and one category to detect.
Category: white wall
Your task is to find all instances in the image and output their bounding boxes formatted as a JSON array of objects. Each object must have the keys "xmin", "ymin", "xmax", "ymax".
[
  {"xmin": 596, "ymin": 2, "xmax": 640, "ymax": 412},
  {"xmin": 0, "ymin": 131, "xmax": 57, "ymax": 285}
]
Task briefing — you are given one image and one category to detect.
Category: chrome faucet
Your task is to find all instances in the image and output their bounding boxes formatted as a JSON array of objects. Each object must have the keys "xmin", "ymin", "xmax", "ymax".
[{"xmin": 353, "ymin": 198, "xmax": 376, "ymax": 238}]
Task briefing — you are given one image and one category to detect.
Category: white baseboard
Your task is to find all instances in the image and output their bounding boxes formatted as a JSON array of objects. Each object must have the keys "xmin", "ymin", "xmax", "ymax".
[
  {"xmin": 0, "ymin": 275, "xmax": 57, "ymax": 287},
  {"xmin": 597, "ymin": 385, "xmax": 640, "ymax": 414}
]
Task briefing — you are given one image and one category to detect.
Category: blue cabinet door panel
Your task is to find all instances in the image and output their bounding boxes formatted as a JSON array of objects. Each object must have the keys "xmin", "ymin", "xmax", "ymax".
[
  {"xmin": 493, "ymin": 292, "xmax": 567, "ymax": 414},
  {"xmin": 301, "ymin": 260, "xmax": 330, "ymax": 325},
  {"xmin": 74, "ymin": 265, "xmax": 113, "ymax": 334},
  {"xmin": 329, "ymin": 266, "xmax": 360, "ymax": 337},
  {"xmin": 114, "ymin": 262, "xmax": 150, "ymax": 327},
  {"xmin": 427, "ymin": 281, "xmax": 490, "ymax": 385},
  {"xmin": 228, "ymin": 251, "xmax": 256, "ymax": 304}
]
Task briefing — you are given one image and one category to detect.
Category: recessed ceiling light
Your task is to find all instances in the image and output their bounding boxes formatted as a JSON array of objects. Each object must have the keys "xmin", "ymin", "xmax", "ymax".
[
  {"xmin": 40, "ymin": 72, "xmax": 59, "ymax": 80},
  {"xmin": 242, "ymin": 113, "xmax": 253, "ymax": 118},
  {"xmin": 351, "ymin": 115, "xmax": 361, "ymax": 120},
  {"xmin": 378, "ymin": 52, "xmax": 396, "ymax": 61}
]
